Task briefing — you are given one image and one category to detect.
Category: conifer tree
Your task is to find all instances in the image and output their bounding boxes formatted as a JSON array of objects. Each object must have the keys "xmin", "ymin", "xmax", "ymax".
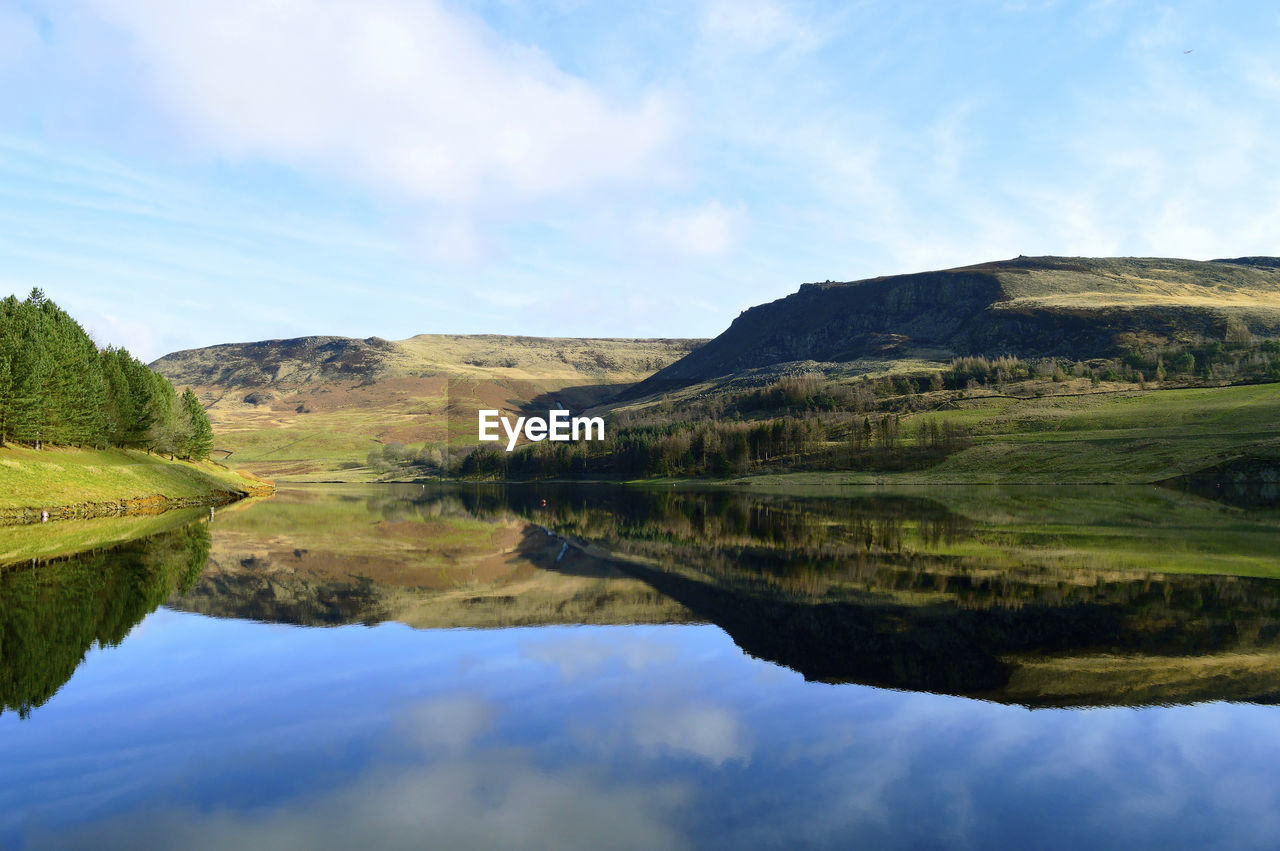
[
  {"xmin": 0, "ymin": 289, "xmax": 208, "ymax": 456},
  {"xmin": 180, "ymin": 388, "xmax": 213, "ymax": 460}
]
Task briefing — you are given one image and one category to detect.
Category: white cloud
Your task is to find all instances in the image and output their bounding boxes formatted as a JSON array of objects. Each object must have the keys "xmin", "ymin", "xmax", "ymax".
[
  {"xmin": 701, "ymin": 0, "xmax": 820, "ymax": 54},
  {"xmin": 639, "ymin": 201, "xmax": 743, "ymax": 257},
  {"xmin": 402, "ymin": 215, "xmax": 496, "ymax": 267},
  {"xmin": 86, "ymin": 0, "xmax": 676, "ymax": 205}
]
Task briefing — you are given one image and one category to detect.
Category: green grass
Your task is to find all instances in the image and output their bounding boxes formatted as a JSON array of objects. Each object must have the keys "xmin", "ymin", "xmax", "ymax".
[
  {"xmin": 739, "ymin": 382, "xmax": 1280, "ymax": 486},
  {"xmin": 0, "ymin": 445, "xmax": 264, "ymax": 511}
]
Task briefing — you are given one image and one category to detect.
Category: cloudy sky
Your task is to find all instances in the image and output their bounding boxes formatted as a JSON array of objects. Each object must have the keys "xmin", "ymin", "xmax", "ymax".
[{"xmin": 1, "ymin": 0, "xmax": 1278, "ymax": 359}]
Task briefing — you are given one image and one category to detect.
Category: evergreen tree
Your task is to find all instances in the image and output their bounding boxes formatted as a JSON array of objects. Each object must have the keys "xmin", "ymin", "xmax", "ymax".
[
  {"xmin": 0, "ymin": 289, "xmax": 208, "ymax": 456},
  {"xmin": 0, "ymin": 354, "xmax": 11, "ymax": 445},
  {"xmin": 179, "ymin": 388, "xmax": 213, "ymax": 460}
]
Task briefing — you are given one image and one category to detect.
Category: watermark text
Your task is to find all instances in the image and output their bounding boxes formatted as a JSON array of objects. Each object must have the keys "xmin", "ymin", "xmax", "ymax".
[{"xmin": 478, "ymin": 409, "xmax": 605, "ymax": 451}]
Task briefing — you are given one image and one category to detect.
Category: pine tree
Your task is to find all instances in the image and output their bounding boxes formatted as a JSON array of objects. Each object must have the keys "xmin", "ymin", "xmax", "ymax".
[
  {"xmin": 0, "ymin": 354, "xmax": 11, "ymax": 445},
  {"xmin": 0, "ymin": 290, "xmax": 207, "ymax": 455},
  {"xmin": 180, "ymin": 388, "xmax": 213, "ymax": 460},
  {"xmin": 146, "ymin": 374, "xmax": 178, "ymax": 457}
]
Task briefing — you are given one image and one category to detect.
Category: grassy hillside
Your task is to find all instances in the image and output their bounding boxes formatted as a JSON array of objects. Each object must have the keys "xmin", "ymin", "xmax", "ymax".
[
  {"xmin": 153, "ymin": 334, "xmax": 703, "ymax": 481},
  {"xmin": 0, "ymin": 445, "xmax": 270, "ymax": 519},
  {"xmin": 724, "ymin": 381, "xmax": 1280, "ymax": 486},
  {"xmin": 148, "ymin": 257, "xmax": 1280, "ymax": 486},
  {"xmin": 633, "ymin": 256, "xmax": 1280, "ymax": 393}
]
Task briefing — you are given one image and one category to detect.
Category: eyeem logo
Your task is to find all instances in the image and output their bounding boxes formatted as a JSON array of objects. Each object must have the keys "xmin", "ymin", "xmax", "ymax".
[{"xmin": 478, "ymin": 410, "xmax": 605, "ymax": 452}]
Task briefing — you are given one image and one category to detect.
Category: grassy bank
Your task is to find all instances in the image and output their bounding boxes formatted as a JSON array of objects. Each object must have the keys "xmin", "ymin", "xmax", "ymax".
[{"xmin": 0, "ymin": 445, "xmax": 272, "ymax": 520}]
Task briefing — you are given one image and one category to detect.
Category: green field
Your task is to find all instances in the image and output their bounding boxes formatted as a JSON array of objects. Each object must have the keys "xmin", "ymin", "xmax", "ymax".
[
  {"xmin": 0, "ymin": 445, "xmax": 268, "ymax": 515},
  {"xmin": 733, "ymin": 382, "xmax": 1280, "ymax": 486}
]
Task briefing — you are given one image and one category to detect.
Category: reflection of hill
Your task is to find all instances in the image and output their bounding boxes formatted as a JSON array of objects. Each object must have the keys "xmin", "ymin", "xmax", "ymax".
[
  {"xmin": 567, "ymin": 541, "xmax": 1280, "ymax": 706},
  {"xmin": 0, "ymin": 522, "xmax": 211, "ymax": 718},
  {"xmin": 176, "ymin": 484, "xmax": 1280, "ymax": 707},
  {"xmin": 169, "ymin": 486, "xmax": 694, "ymax": 627},
  {"xmin": 467, "ymin": 483, "xmax": 1280, "ymax": 707}
]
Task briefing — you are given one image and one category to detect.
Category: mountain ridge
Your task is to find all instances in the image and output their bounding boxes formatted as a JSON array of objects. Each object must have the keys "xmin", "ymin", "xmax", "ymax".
[
  {"xmin": 150, "ymin": 333, "xmax": 705, "ymax": 479},
  {"xmin": 629, "ymin": 255, "xmax": 1280, "ymax": 396},
  {"xmin": 153, "ymin": 332, "xmax": 705, "ymax": 391}
]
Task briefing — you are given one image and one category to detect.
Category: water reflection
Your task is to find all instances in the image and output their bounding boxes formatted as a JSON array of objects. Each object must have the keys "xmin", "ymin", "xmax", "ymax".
[
  {"xmin": 167, "ymin": 484, "xmax": 1280, "ymax": 707},
  {"xmin": 5, "ymin": 485, "xmax": 1280, "ymax": 848},
  {"xmin": 0, "ymin": 519, "xmax": 210, "ymax": 718},
  {"xmin": 10, "ymin": 621, "xmax": 1280, "ymax": 850}
]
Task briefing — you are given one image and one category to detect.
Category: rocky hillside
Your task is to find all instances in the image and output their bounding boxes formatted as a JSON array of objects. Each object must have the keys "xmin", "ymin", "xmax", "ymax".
[{"xmin": 631, "ymin": 256, "xmax": 1280, "ymax": 393}]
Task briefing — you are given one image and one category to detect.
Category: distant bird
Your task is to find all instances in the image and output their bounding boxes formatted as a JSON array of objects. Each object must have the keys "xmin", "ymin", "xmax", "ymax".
[{"xmin": 1184, "ymin": 49, "xmax": 1193, "ymax": 54}]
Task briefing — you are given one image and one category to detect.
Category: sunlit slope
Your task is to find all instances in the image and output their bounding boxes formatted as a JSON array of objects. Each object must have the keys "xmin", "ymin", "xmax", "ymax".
[
  {"xmin": 989, "ymin": 255, "xmax": 1280, "ymax": 310},
  {"xmin": 727, "ymin": 382, "xmax": 1280, "ymax": 486},
  {"xmin": 153, "ymin": 334, "xmax": 703, "ymax": 480},
  {"xmin": 633, "ymin": 256, "xmax": 1280, "ymax": 392},
  {"xmin": 0, "ymin": 445, "xmax": 267, "ymax": 518}
]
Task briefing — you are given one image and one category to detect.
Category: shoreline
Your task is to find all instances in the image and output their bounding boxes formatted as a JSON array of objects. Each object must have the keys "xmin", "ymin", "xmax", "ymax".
[
  {"xmin": 0, "ymin": 445, "xmax": 277, "ymax": 526},
  {"xmin": 0, "ymin": 483, "xmax": 276, "ymax": 526}
]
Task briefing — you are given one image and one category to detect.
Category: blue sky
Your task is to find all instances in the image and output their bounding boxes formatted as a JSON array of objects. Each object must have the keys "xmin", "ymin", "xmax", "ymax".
[{"xmin": 1, "ymin": 0, "xmax": 1278, "ymax": 360}]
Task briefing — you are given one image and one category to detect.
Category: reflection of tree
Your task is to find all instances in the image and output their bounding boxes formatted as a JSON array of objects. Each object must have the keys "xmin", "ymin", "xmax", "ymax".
[
  {"xmin": 400, "ymin": 483, "xmax": 1280, "ymax": 704},
  {"xmin": 368, "ymin": 484, "xmax": 971, "ymax": 560},
  {"xmin": 0, "ymin": 522, "xmax": 211, "ymax": 719}
]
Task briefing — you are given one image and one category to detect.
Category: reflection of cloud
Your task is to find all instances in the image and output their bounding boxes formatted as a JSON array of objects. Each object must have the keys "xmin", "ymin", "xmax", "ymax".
[
  {"xmin": 629, "ymin": 703, "xmax": 751, "ymax": 766},
  {"xmin": 398, "ymin": 694, "xmax": 495, "ymax": 755},
  {"xmin": 35, "ymin": 754, "xmax": 692, "ymax": 851},
  {"xmin": 521, "ymin": 630, "xmax": 680, "ymax": 681}
]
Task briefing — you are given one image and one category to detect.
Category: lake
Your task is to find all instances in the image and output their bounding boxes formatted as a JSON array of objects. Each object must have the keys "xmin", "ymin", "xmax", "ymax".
[{"xmin": 4, "ymin": 483, "xmax": 1280, "ymax": 849}]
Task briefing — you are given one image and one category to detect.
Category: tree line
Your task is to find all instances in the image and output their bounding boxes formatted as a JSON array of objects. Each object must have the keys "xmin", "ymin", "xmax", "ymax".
[
  {"xmin": 942, "ymin": 340, "xmax": 1280, "ymax": 391},
  {"xmin": 371, "ymin": 409, "xmax": 971, "ymax": 482},
  {"xmin": 0, "ymin": 289, "xmax": 213, "ymax": 459}
]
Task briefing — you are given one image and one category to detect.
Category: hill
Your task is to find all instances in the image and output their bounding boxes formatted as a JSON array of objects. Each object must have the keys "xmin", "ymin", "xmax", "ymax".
[
  {"xmin": 152, "ymin": 334, "xmax": 703, "ymax": 480},
  {"xmin": 630, "ymin": 256, "xmax": 1280, "ymax": 395}
]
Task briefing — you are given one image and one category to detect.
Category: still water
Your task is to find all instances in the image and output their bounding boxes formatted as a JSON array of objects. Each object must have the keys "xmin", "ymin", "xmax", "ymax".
[{"xmin": 4, "ymin": 484, "xmax": 1280, "ymax": 849}]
